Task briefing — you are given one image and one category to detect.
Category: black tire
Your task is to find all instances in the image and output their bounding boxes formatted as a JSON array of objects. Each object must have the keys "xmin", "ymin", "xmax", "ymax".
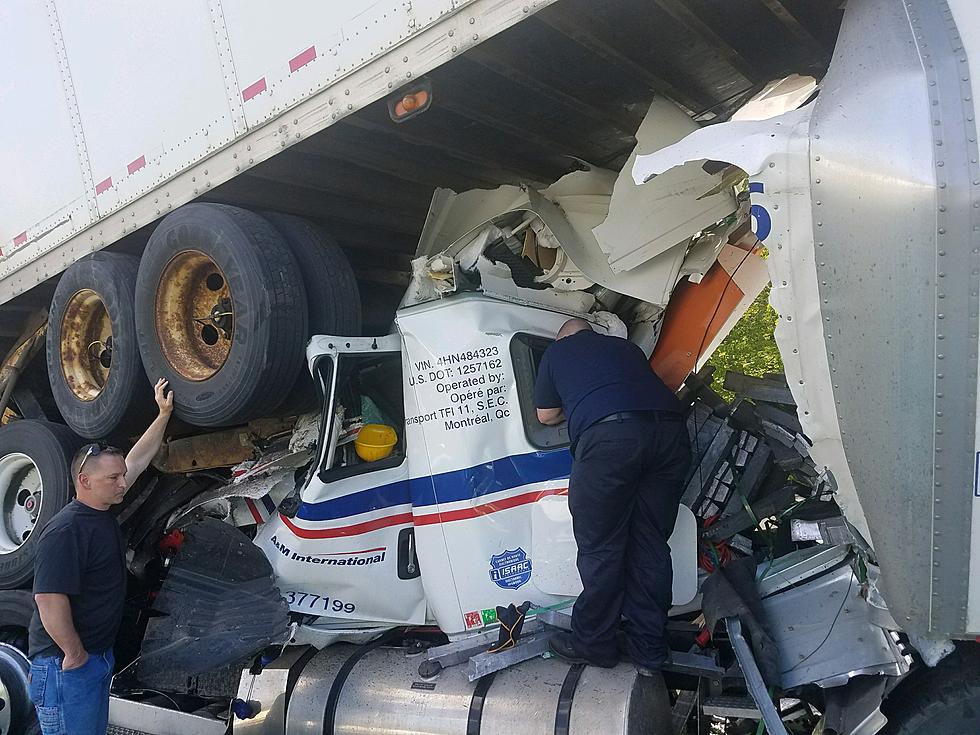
[
  {"xmin": 0, "ymin": 590, "xmax": 33, "ymax": 653},
  {"xmin": 261, "ymin": 212, "xmax": 361, "ymax": 337},
  {"xmin": 135, "ymin": 204, "xmax": 308, "ymax": 427},
  {"xmin": 0, "ymin": 642, "xmax": 37, "ymax": 735},
  {"xmin": 0, "ymin": 421, "xmax": 82, "ymax": 589},
  {"xmin": 45, "ymin": 252, "xmax": 152, "ymax": 439},
  {"xmin": 261, "ymin": 212, "xmax": 361, "ymax": 414},
  {"xmin": 882, "ymin": 644, "xmax": 980, "ymax": 735}
]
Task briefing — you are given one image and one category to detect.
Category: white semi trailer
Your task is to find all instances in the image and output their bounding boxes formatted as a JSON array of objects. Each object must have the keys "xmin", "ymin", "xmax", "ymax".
[{"xmin": 0, "ymin": 0, "xmax": 978, "ymax": 733}]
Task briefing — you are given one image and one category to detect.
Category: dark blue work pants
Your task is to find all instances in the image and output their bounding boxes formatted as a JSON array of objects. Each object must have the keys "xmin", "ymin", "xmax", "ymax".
[{"xmin": 568, "ymin": 414, "xmax": 691, "ymax": 669}]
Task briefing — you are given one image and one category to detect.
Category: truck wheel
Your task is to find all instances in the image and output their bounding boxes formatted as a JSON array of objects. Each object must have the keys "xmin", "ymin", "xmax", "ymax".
[
  {"xmin": 46, "ymin": 252, "xmax": 152, "ymax": 439},
  {"xmin": 261, "ymin": 212, "xmax": 361, "ymax": 337},
  {"xmin": 261, "ymin": 212, "xmax": 361, "ymax": 413},
  {"xmin": 882, "ymin": 645, "xmax": 980, "ymax": 734},
  {"xmin": 0, "ymin": 643, "xmax": 35, "ymax": 735},
  {"xmin": 135, "ymin": 204, "xmax": 308, "ymax": 427},
  {"xmin": 0, "ymin": 590, "xmax": 32, "ymax": 653},
  {"xmin": 0, "ymin": 422, "xmax": 81, "ymax": 589}
]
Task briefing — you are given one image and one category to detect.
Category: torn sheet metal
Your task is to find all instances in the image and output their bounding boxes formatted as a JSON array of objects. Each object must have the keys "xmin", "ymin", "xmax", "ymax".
[
  {"xmin": 167, "ymin": 447, "xmax": 312, "ymax": 528},
  {"xmin": 403, "ymin": 253, "xmax": 460, "ymax": 304},
  {"xmin": 761, "ymin": 561, "xmax": 910, "ymax": 689},
  {"xmin": 169, "ymin": 468, "xmax": 295, "ymax": 529},
  {"xmin": 405, "ymin": 183, "xmax": 601, "ymax": 313},
  {"xmin": 411, "ymin": 97, "xmax": 748, "ymax": 310},
  {"xmin": 731, "ymin": 74, "xmax": 818, "ymax": 123},
  {"xmin": 631, "ymin": 106, "xmax": 872, "ymax": 557},
  {"xmin": 757, "ymin": 544, "xmax": 852, "ymax": 599},
  {"xmin": 653, "ymin": 0, "xmax": 980, "ymax": 639}
]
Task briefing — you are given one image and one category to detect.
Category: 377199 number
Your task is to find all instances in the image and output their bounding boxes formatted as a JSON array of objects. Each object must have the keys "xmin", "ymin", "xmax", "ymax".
[{"xmin": 284, "ymin": 590, "xmax": 356, "ymax": 615}]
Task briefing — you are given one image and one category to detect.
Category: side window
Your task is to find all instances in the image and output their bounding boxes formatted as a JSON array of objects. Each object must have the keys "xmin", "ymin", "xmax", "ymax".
[
  {"xmin": 510, "ymin": 333, "xmax": 569, "ymax": 450},
  {"xmin": 317, "ymin": 352, "xmax": 406, "ymax": 482}
]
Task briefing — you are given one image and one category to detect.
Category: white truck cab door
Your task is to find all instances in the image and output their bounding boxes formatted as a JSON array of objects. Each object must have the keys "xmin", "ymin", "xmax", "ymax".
[
  {"xmin": 396, "ymin": 299, "xmax": 698, "ymax": 635},
  {"xmin": 254, "ymin": 335, "xmax": 426, "ymax": 625}
]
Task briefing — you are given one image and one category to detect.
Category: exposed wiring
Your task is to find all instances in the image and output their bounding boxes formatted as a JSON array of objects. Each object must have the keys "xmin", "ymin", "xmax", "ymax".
[
  {"xmin": 780, "ymin": 570, "xmax": 854, "ymax": 675},
  {"xmin": 117, "ymin": 688, "xmax": 182, "ymax": 712},
  {"xmin": 697, "ymin": 514, "xmax": 733, "ymax": 572}
]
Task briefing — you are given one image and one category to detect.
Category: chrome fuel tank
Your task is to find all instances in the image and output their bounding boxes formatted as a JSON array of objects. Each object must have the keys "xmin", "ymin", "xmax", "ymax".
[{"xmin": 279, "ymin": 644, "xmax": 668, "ymax": 735}]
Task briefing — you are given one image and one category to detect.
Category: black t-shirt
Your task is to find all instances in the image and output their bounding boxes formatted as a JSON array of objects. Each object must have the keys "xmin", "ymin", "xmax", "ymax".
[
  {"xmin": 533, "ymin": 331, "xmax": 681, "ymax": 442},
  {"xmin": 28, "ymin": 500, "xmax": 127, "ymax": 658}
]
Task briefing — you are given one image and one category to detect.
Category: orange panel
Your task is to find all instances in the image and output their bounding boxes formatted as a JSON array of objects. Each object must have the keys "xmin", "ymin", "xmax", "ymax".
[{"xmin": 650, "ymin": 262, "xmax": 745, "ymax": 391}]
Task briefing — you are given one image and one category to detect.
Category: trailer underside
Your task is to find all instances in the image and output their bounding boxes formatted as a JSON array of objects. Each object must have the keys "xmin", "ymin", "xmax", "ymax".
[{"xmin": 0, "ymin": 0, "xmax": 842, "ymax": 353}]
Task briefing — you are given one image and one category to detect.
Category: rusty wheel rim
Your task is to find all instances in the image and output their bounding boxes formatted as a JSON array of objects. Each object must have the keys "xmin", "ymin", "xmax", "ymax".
[
  {"xmin": 60, "ymin": 288, "xmax": 113, "ymax": 401},
  {"xmin": 155, "ymin": 250, "xmax": 234, "ymax": 382}
]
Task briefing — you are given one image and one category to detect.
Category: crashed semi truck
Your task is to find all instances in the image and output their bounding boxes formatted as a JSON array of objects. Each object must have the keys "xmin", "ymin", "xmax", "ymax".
[{"xmin": 0, "ymin": 0, "xmax": 978, "ymax": 733}]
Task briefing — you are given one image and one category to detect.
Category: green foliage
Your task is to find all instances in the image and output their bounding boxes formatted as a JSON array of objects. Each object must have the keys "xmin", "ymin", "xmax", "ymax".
[{"xmin": 706, "ymin": 284, "xmax": 783, "ymax": 401}]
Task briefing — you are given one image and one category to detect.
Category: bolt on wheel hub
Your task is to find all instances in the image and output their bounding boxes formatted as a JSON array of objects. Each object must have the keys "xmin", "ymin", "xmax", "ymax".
[
  {"xmin": 60, "ymin": 288, "xmax": 113, "ymax": 401},
  {"xmin": 0, "ymin": 454, "xmax": 43, "ymax": 554},
  {"xmin": 155, "ymin": 250, "xmax": 235, "ymax": 381}
]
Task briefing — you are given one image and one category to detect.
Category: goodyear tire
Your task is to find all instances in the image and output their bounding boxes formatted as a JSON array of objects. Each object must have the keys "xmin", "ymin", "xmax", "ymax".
[
  {"xmin": 261, "ymin": 212, "xmax": 361, "ymax": 413},
  {"xmin": 0, "ymin": 421, "xmax": 82, "ymax": 589},
  {"xmin": 135, "ymin": 204, "xmax": 308, "ymax": 427},
  {"xmin": 46, "ymin": 252, "xmax": 152, "ymax": 439}
]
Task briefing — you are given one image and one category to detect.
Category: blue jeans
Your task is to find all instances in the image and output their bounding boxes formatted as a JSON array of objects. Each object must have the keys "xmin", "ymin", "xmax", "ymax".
[{"xmin": 29, "ymin": 650, "xmax": 114, "ymax": 735}]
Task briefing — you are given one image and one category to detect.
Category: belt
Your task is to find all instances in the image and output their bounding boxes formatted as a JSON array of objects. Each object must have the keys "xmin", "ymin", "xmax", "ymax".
[{"xmin": 594, "ymin": 410, "xmax": 680, "ymax": 425}]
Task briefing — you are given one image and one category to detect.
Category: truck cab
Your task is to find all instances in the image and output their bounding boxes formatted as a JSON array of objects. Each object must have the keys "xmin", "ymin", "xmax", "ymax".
[{"xmin": 256, "ymin": 293, "xmax": 697, "ymax": 640}]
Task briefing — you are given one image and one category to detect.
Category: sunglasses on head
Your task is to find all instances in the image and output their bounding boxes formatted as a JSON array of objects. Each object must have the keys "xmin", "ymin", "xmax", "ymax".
[{"xmin": 77, "ymin": 443, "xmax": 122, "ymax": 474}]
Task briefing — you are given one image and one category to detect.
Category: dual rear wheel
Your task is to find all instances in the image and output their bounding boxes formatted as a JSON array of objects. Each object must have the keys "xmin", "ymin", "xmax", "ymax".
[
  {"xmin": 0, "ymin": 204, "xmax": 361, "ymax": 588},
  {"xmin": 45, "ymin": 203, "xmax": 360, "ymax": 435}
]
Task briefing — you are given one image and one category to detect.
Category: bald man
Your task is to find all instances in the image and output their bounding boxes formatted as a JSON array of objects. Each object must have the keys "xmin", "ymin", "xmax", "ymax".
[{"xmin": 534, "ymin": 319, "xmax": 690, "ymax": 675}]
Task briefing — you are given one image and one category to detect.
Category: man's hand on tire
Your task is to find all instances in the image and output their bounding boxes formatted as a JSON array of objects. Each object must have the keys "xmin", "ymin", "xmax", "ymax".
[{"xmin": 154, "ymin": 378, "xmax": 174, "ymax": 416}]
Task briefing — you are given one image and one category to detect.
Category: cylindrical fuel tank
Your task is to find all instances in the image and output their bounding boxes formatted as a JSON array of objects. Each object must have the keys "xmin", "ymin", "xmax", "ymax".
[{"xmin": 284, "ymin": 643, "xmax": 669, "ymax": 735}]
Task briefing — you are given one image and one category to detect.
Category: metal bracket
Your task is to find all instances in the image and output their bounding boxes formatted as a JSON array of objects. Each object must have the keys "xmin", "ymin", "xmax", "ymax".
[
  {"xmin": 423, "ymin": 608, "xmax": 726, "ymax": 683},
  {"xmin": 464, "ymin": 631, "xmax": 555, "ymax": 681},
  {"xmin": 725, "ymin": 617, "xmax": 788, "ymax": 735},
  {"xmin": 418, "ymin": 620, "xmax": 545, "ymax": 676}
]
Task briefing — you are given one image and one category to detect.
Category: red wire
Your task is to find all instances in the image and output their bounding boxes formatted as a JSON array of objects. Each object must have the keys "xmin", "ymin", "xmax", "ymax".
[{"xmin": 698, "ymin": 514, "xmax": 733, "ymax": 572}]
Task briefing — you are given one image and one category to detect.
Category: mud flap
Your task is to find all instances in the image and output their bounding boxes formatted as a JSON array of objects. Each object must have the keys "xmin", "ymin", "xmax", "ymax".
[{"xmin": 139, "ymin": 518, "xmax": 290, "ymax": 680}]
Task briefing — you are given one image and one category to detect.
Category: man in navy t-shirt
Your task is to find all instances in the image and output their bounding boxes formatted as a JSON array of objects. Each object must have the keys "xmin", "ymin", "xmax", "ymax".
[
  {"xmin": 534, "ymin": 318, "xmax": 690, "ymax": 674},
  {"xmin": 28, "ymin": 379, "xmax": 174, "ymax": 735}
]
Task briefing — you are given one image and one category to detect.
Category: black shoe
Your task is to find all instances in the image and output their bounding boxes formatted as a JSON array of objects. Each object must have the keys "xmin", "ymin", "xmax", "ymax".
[
  {"xmin": 549, "ymin": 631, "xmax": 589, "ymax": 664},
  {"xmin": 549, "ymin": 631, "xmax": 617, "ymax": 668}
]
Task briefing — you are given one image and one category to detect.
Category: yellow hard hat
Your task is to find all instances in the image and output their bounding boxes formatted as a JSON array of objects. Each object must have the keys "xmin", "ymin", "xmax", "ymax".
[{"xmin": 354, "ymin": 424, "xmax": 397, "ymax": 461}]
